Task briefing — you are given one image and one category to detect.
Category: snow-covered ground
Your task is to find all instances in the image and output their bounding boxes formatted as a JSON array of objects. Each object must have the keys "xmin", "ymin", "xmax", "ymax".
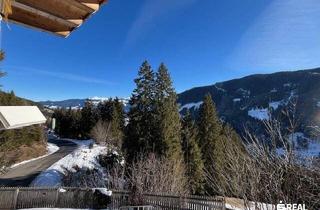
[
  {"xmin": 179, "ymin": 101, "xmax": 203, "ymax": 111},
  {"xmin": 269, "ymin": 101, "xmax": 282, "ymax": 110},
  {"xmin": 31, "ymin": 140, "xmax": 108, "ymax": 187},
  {"xmin": 248, "ymin": 108, "xmax": 270, "ymax": 120},
  {"xmin": 225, "ymin": 197, "xmax": 274, "ymax": 210},
  {"xmin": 276, "ymin": 132, "xmax": 320, "ymax": 158},
  {"xmin": 10, "ymin": 143, "xmax": 59, "ymax": 169}
]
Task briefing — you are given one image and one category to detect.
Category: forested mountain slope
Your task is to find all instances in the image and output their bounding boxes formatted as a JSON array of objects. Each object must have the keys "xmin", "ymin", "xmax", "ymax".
[{"xmin": 178, "ymin": 68, "xmax": 320, "ymax": 137}]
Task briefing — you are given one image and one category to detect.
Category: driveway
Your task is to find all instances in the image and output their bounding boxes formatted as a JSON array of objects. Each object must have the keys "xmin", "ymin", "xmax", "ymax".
[{"xmin": 0, "ymin": 138, "xmax": 77, "ymax": 187}]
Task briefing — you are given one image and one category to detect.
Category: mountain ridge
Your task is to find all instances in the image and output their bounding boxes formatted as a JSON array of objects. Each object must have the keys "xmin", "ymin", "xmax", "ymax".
[{"xmin": 39, "ymin": 68, "xmax": 320, "ymax": 136}]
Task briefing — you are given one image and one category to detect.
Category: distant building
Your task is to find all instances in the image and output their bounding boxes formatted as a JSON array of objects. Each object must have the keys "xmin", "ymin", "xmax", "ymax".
[{"xmin": 0, "ymin": 106, "xmax": 46, "ymax": 129}]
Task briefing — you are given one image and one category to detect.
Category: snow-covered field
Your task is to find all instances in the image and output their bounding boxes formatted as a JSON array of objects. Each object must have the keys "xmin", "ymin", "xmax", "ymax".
[
  {"xmin": 248, "ymin": 108, "xmax": 269, "ymax": 120},
  {"xmin": 179, "ymin": 101, "xmax": 203, "ymax": 111},
  {"xmin": 31, "ymin": 140, "xmax": 108, "ymax": 187},
  {"xmin": 225, "ymin": 197, "xmax": 274, "ymax": 210},
  {"xmin": 276, "ymin": 132, "xmax": 320, "ymax": 158},
  {"xmin": 10, "ymin": 143, "xmax": 59, "ymax": 168}
]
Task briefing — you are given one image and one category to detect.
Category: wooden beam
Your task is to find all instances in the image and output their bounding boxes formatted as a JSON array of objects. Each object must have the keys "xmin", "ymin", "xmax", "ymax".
[
  {"xmin": 76, "ymin": 0, "xmax": 107, "ymax": 12},
  {"xmin": 8, "ymin": 19, "xmax": 70, "ymax": 37},
  {"xmin": 12, "ymin": 1, "xmax": 78, "ymax": 28},
  {"xmin": 68, "ymin": 19, "xmax": 84, "ymax": 25},
  {"xmin": 81, "ymin": 3, "xmax": 99, "ymax": 11},
  {"xmin": 4, "ymin": 0, "xmax": 108, "ymax": 37},
  {"xmin": 16, "ymin": 0, "xmax": 93, "ymax": 19}
]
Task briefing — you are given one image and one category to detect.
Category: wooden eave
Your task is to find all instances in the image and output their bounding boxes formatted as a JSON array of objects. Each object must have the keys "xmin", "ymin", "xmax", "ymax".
[{"xmin": 1, "ymin": 0, "xmax": 107, "ymax": 37}]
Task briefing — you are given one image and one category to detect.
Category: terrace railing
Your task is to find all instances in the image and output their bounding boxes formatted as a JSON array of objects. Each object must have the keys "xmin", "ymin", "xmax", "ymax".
[{"xmin": 0, "ymin": 187, "xmax": 225, "ymax": 210}]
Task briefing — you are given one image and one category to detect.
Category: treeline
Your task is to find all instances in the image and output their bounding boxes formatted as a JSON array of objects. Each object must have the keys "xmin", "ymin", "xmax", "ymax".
[{"xmin": 53, "ymin": 98, "xmax": 125, "ymax": 146}]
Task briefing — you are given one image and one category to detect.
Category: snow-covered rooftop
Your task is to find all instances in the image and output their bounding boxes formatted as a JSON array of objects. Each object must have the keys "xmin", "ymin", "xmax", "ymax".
[{"xmin": 0, "ymin": 106, "xmax": 46, "ymax": 129}]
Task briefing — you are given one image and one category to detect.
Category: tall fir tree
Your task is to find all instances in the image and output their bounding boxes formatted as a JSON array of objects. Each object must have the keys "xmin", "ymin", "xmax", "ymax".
[
  {"xmin": 198, "ymin": 93, "xmax": 223, "ymax": 166},
  {"xmin": 97, "ymin": 99, "xmax": 113, "ymax": 122},
  {"xmin": 154, "ymin": 63, "xmax": 182, "ymax": 160},
  {"xmin": 181, "ymin": 110, "xmax": 205, "ymax": 194},
  {"xmin": 113, "ymin": 97, "xmax": 126, "ymax": 131},
  {"xmin": 81, "ymin": 101, "xmax": 98, "ymax": 139},
  {"xmin": 124, "ymin": 61, "xmax": 156, "ymax": 159},
  {"xmin": 110, "ymin": 102, "xmax": 125, "ymax": 148}
]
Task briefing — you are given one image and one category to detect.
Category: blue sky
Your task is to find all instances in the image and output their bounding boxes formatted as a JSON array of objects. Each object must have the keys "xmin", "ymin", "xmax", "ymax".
[{"xmin": 1, "ymin": 0, "xmax": 320, "ymax": 101}]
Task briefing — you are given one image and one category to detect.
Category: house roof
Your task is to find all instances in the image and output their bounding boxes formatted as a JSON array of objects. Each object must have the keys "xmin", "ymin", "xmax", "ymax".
[
  {"xmin": 0, "ymin": 106, "xmax": 47, "ymax": 129},
  {"xmin": 2, "ymin": 0, "xmax": 107, "ymax": 37}
]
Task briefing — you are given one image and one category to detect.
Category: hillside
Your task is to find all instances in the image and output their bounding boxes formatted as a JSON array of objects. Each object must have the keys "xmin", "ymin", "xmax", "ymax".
[
  {"xmin": 178, "ymin": 68, "xmax": 320, "ymax": 137},
  {"xmin": 40, "ymin": 99, "xmax": 85, "ymax": 109},
  {"xmin": 39, "ymin": 68, "xmax": 320, "ymax": 137},
  {"xmin": 40, "ymin": 97, "xmax": 130, "ymax": 112}
]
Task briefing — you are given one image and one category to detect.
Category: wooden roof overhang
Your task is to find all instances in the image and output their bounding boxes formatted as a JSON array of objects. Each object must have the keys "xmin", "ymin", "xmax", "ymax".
[{"xmin": 0, "ymin": 0, "xmax": 107, "ymax": 37}]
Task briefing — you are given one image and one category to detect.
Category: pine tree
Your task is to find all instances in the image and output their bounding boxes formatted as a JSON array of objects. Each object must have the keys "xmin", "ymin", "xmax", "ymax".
[
  {"xmin": 181, "ymin": 110, "xmax": 205, "ymax": 194},
  {"xmin": 97, "ymin": 99, "xmax": 113, "ymax": 122},
  {"xmin": 124, "ymin": 61, "xmax": 156, "ymax": 159},
  {"xmin": 154, "ymin": 63, "xmax": 182, "ymax": 160},
  {"xmin": 113, "ymin": 97, "xmax": 126, "ymax": 130},
  {"xmin": 110, "ymin": 102, "xmax": 124, "ymax": 148},
  {"xmin": 81, "ymin": 101, "xmax": 98, "ymax": 139},
  {"xmin": 198, "ymin": 93, "xmax": 223, "ymax": 165}
]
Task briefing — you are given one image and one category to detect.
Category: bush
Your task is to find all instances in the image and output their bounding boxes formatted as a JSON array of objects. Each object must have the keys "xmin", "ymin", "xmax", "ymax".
[{"xmin": 127, "ymin": 153, "xmax": 189, "ymax": 205}]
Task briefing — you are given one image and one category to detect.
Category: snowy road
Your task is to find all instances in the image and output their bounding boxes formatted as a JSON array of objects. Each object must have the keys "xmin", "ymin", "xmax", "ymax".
[{"xmin": 0, "ymin": 138, "xmax": 77, "ymax": 187}]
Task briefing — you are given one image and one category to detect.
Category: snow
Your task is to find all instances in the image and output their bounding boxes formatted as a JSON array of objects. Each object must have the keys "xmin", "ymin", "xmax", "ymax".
[
  {"xmin": 31, "ymin": 142, "xmax": 107, "ymax": 187},
  {"xmin": 270, "ymin": 88, "xmax": 277, "ymax": 93},
  {"xmin": 179, "ymin": 101, "xmax": 203, "ymax": 111},
  {"xmin": 89, "ymin": 96, "xmax": 111, "ymax": 101},
  {"xmin": 226, "ymin": 203, "xmax": 274, "ymax": 210},
  {"xmin": 267, "ymin": 91, "xmax": 297, "ymax": 111},
  {"xmin": 237, "ymin": 88, "xmax": 250, "ymax": 97},
  {"xmin": 233, "ymin": 98, "xmax": 241, "ymax": 102},
  {"xmin": 88, "ymin": 97, "xmax": 130, "ymax": 109},
  {"xmin": 248, "ymin": 108, "xmax": 270, "ymax": 120},
  {"xmin": 276, "ymin": 132, "xmax": 320, "ymax": 158},
  {"xmin": 48, "ymin": 143, "xmax": 60, "ymax": 154},
  {"xmin": 59, "ymin": 188, "xmax": 67, "ymax": 193},
  {"xmin": 283, "ymin": 83, "xmax": 291, "ymax": 87},
  {"xmin": 269, "ymin": 101, "xmax": 281, "ymax": 110},
  {"xmin": 10, "ymin": 143, "xmax": 59, "ymax": 169},
  {"xmin": 225, "ymin": 197, "xmax": 274, "ymax": 210},
  {"xmin": 95, "ymin": 188, "xmax": 112, "ymax": 196},
  {"xmin": 214, "ymin": 84, "xmax": 226, "ymax": 92}
]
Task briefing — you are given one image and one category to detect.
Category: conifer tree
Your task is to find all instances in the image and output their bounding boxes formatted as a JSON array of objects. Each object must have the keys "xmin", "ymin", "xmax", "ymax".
[
  {"xmin": 81, "ymin": 101, "xmax": 98, "ymax": 138},
  {"xmin": 198, "ymin": 93, "xmax": 222, "ymax": 165},
  {"xmin": 110, "ymin": 102, "xmax": 124, "ymax": 148},
  {"xmin": 154, "ymin": 63, "xmax": 182, "ymax": 160},
  {"xmin": 113, "ymin": 97, "xmax": 126, "ymax": 130},
  {"xmin": 124, "ymin": 61, "xmax": 156, "ymax": 159},
  {"xmin": 97, "ymin": 99, "xmax": 113, "ymax": 121},
  {"xmin": 181, "ymin": 110, "xmax": 205, "ymax": 194}
]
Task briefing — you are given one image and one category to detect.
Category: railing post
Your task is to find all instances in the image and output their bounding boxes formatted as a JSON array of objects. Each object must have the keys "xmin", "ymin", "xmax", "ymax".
[
  {"xmin": 222, "ymin": 197, "xmax": 226, "ymax": 210},
  {"xmin": 54, "ymin": 188, "xmax": 60, "ymax": 207},
  {"xmin": 13, "ymin": 188, "xmax": 19, "ymax": 210}
]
